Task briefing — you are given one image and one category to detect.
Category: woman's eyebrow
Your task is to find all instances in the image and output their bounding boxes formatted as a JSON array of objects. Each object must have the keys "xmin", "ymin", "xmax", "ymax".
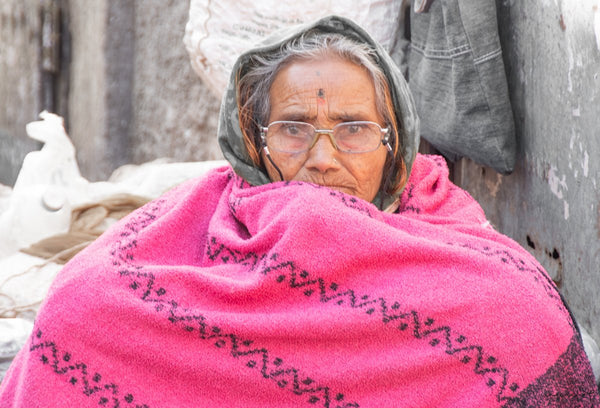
[
  {"xmin": 273, "ymin": 109, "xmax": 316, "ymax": 122},
  {"xmin": 330, "ymin": 111, "xmax": 372, "ymax": 122}
]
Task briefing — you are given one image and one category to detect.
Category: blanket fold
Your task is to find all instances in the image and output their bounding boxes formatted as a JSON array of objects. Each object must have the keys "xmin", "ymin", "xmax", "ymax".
[{"xmin": 1, "ymin": 154, "xmax": 598, "ymax": 407}]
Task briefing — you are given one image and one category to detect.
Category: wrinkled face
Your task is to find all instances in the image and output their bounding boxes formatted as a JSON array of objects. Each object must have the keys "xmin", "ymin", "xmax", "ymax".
[{"xmin": 262, "ymin": 56, "xmax": 388, "ymax": 203}]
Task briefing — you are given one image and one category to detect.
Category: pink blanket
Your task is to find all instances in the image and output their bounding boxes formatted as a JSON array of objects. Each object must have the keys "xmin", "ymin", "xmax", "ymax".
[{"xmin": 1, "ymin": 154, "xmax": 598, "ymax": 407}]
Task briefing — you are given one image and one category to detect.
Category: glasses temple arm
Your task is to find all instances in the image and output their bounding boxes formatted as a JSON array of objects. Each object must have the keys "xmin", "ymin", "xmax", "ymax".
[{"xmin": 260, "ymin": 128, "xmax": 285, "ymax": 182}]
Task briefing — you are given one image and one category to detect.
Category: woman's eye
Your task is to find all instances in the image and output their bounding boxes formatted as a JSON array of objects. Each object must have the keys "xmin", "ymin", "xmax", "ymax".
[
  {"xmin": 284, "ymin": 125, "xmax": 300, "ymax": 135},
  {"xmin": 347, "ymin": 125, "xmax": 360, "ymax": 134},
  {"xmin": 344, "ymin": 123, "xmax": 366, "ymax": 135}
]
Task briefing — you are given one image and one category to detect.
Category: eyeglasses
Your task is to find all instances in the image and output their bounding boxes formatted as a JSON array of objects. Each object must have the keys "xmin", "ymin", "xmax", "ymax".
[{"xmin": 260, "ymin": 121, "xmax": 391, "ymax": 154}]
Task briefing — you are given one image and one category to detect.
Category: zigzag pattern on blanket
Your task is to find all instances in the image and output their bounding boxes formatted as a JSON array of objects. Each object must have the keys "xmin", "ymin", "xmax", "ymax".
[
  {"xmin": 449, "ymin": 241, "xmax": 568, "ymax": 317},
  {"xmin": 17, "ymin": 158, "xmax": 597, "ymax": 407},
  {"xmin": 204, "ymin": 232, "xmax": 598, "ymax": 407},
  {"xmin": 30, "ymin": 330, "xmax": 150, "ymax": 408},
  {"xmin": 112, "ymin": 199, "xmax": 359, "ymax": 408},
  {"xmin": 206, "ymin": 235, "xmax": 524, "ymax": 404},
  {"xmin": 107, "ymin": 196, "xmax": 524, "ymax": 405},
  {"xmin": 28, "ymin": 199, "xmax": 358, "ymax": 408}
]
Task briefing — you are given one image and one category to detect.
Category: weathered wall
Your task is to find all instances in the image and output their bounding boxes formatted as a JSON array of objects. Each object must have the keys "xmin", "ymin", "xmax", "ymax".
[
  {"xmin": 455, "ymin": 0, "xmax": 600, "ymax": 342},
  {"xmin": 68, "ymin": 0, "xmax": 221, "ymax": 181},
  {"xmin": 3, "ymin": 0, "xmax": 221, "ymax": 184},
  {"xmin": 0, "ymin": 0, "xmax": 42, "ymax": 185},
  {"xmin": 69, "ymin": 0, "xmax": 115, "ymax": 180},
  {"xmin": 131, "ymin": 0, "xmax": 221, "ymax": 166}
]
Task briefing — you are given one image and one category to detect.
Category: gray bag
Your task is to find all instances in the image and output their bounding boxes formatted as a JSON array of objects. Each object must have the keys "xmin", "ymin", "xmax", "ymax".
[{"xmin": 408, "ymin": 0, "xmax": 516, "ymax": 173}]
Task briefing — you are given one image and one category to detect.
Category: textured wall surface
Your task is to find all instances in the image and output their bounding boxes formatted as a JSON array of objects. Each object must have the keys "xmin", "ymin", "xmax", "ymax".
[
  {"xmin": 2, "ymin": 0, "xmax": 221, "ymax": 183},
  {"xmin": 0, "ymin": 0, "xmax": 42, "ymax": 185},
  {"xmin": 455, "ymin": 0, "xmax": 600, "ymax": 342},
  {"xmin": 131, "ymin": 0, "xmax": 222, "ymax": 166},
  {"xmin": 68, "ymin": 0, "xmax": 113, "ymax": 180},
  {"xmin": 67, "ymin": 0, "xmax": 221, "ymax": 181}
]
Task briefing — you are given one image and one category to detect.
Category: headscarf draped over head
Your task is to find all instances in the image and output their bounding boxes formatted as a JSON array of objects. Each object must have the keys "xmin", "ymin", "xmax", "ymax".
[{"xmin": 218, "ymin": 15, "xmax": 420, "ymax": 210}]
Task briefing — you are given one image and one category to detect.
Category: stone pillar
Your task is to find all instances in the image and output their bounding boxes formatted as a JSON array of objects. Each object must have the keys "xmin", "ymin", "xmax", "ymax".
[
  {"xmin": 68, "ymin": 0, "xmax": 134, "ymax": 181},
  {"xmin": 67, "ymin": 0, "xmax": 221, "ymax": 181}
]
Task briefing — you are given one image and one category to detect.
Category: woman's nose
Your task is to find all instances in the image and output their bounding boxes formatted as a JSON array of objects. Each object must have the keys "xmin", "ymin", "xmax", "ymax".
[{"xmin": 304, "ymin": 133, "xmax": 341, "ymax": 173}]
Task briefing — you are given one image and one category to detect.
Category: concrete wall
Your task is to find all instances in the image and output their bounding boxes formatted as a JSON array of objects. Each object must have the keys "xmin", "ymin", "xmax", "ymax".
[
  {"xmin": 68, "ymin": 0, "xmax": 221, "ymax": 181},
  {"xmin": 68, "ymin": 0, "xmax": 117, "ymax": 180},
  {"xmin": 0, "ymin": 0, "xmax": 43, "ymax": 185},
  {"xmin": 455, "ymin": 0, "xmax": 600, "ymax": 342},
  {"xmin": 130, "ymin": 0, "xmax": 221, "ymax": 167},
  {"xmin": 1, "ymin": 0, "xmax": 221, "ymax": 185}
]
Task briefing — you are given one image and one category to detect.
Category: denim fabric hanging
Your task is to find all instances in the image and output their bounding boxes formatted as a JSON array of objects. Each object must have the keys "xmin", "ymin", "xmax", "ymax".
[{"xmin": 408, "ymin": 0, "xmax": 517, "ymax": 174}]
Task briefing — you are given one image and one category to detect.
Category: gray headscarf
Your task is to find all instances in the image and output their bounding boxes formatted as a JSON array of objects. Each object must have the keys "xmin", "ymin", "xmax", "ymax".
[{"xmin": 217, "ymin": 15, "xmax": 420, "ymax": 210}]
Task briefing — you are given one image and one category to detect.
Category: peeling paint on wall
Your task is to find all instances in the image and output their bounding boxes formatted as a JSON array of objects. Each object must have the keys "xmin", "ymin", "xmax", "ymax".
[
  {"xmin": 562, "ymin": 0, "xmax": 600, "ymax": 52},
  {"xmin": 559, "ymin": 0, "xmax": 600, "ymax": 96},
  {"xmin": 485, "ymin": 173, "xmax": 503, "ymax": 198},
  {"xmin": 595, "ymin": 3, "xmax": 600, "ymax": 51},
  {"xmin": 547, "ymin": 167, "xmax": 567, "ymax": 199},
  {"xmin": 567, "ymin": 130, "xmax": 590, "ymax": 178},
  {"xmin": 547, "ymin": 166, "xmax": 570, "ymax": 220}
]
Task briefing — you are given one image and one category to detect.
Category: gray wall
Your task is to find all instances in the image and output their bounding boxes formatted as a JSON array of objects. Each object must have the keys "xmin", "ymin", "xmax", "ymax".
[
  {"xmin": 68, "ymin": 0, "xmax": 126, "ymax": 180},
  {"xmin": 454, "ymin": 1, "xmax": 600, "ymax": 342},
  {"xmin": 68, "ymin": 0, "xmax": 221, "ymax": 181},
  {"xmin": 0, "ymin": 0, "xmax": 221, "ymax": 185},
  {"xmin": 130, "ymin": 0, "xmax": 221, "ymax": 168},
  {"xmin": 0, "ymin": 0, "xmax": 43, "ymax": 185}
]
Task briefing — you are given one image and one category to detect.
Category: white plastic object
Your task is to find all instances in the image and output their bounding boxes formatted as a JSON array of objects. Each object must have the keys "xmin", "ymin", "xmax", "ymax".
[{"xmin": 0, "ymin": 112, "xmax": 83, "ymax": 258}]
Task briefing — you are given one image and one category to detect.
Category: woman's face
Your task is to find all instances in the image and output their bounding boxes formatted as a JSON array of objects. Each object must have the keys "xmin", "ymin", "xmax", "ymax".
[{"xmin": 262, "ymin": 56, "xmax": 388, "ymax": 203}]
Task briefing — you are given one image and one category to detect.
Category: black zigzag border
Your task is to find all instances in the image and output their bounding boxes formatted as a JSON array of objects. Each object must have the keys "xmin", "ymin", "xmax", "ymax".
[
  {"xmin": 30, "ymin": 181, "xmax": 577, "ymax": 407},
  {"xmin": 27, "ymin": 203, "xmax": 167, "ymax": 408},
  {"xmin": 450, "ymin": 241, "xmax": 569, "ymax": 319},
  {"xmin": 30, "ymin": 329, "xmax": 150, "ymax": 408},
  {"xmin": 111, "ymin": 200, "xmax": 359, "ymax": 408},
  {"xmin": 205, "ymin": 236, "xmax": 527, "ymax": 406}
]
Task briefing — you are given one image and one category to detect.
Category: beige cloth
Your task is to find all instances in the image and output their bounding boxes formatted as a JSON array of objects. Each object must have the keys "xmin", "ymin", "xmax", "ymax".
[{"xmin": 21, "ymin": 194, "xmax": 149, "ymax": 264}]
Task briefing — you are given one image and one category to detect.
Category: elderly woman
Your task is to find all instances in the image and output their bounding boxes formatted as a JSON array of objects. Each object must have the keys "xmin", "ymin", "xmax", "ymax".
[{"xmin": 1, "ymin": 16, "xmax": 598, "ymax": 407}]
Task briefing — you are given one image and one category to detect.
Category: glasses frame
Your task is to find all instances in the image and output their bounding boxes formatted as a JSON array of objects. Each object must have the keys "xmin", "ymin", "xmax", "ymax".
[{"xmin": 260, "ymin": 120, "xmax": 392, "ymax": 154}]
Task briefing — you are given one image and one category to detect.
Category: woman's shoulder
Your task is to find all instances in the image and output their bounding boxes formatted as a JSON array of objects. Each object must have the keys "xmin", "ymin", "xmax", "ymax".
[{"xmin": 397, "ymin": 154, "xmax": 488, "ymax": 226}]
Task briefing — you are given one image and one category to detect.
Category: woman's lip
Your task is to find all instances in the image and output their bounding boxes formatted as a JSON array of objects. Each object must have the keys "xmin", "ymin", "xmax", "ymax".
[
  {"xmin": 314, "ymin": 183, "xmax": 354, "ymax": 194},
  {"xmin": 294, "ymin": 178, "xmax": 356, "ymax": 194}
]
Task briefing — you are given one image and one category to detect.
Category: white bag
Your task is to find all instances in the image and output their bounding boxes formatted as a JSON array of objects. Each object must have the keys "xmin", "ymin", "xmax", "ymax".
[{"xmin": 184, "ymin": 0, "xmax": 402, "ymax": 98}]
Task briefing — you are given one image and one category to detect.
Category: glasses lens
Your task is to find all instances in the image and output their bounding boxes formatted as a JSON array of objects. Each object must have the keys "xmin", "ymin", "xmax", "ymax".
[
  {"xmin": 267, "ymin": 122, "xmax": 314, "ymax": 153},
  {"xmin": 333, "ymin": 122, "xmax": 382, "ymax": 153}
]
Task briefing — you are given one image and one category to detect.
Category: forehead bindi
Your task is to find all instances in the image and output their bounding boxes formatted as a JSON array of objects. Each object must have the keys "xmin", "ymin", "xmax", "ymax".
[
  {"xmin": 317, "ymin": 88, "xmax": 326, "ymax": 108},
  {"xmin": 269, "ymin": 57, "xmax": 379, "ymax": 122}
]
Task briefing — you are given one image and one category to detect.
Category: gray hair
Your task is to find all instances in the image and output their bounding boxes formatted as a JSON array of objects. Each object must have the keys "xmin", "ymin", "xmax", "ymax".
[{"xmin": 240, "ymin": 32, "xmax": 392, "ymax": 128}]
